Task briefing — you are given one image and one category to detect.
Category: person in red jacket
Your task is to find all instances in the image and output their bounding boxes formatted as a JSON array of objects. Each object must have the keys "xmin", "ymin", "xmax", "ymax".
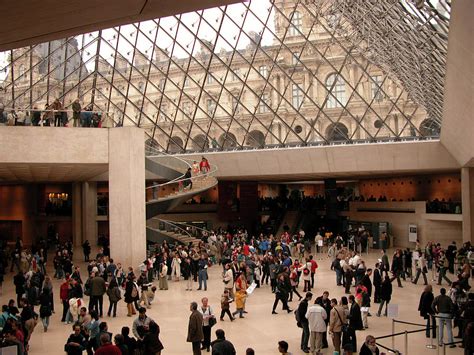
[
  {"xmin": 309, "ymin": 255, "xmax": 318, "ymax": 289},
  {"xmin": 95, "ymin": 333, "xmax": 122, "ymax": 355},
  {"xmin": 60, "ymin": 275, "xmax": 71, "ymax": 322},
  {"xmin": 199, "ymin": 157, "xmax": 211, "ymax": 174}
]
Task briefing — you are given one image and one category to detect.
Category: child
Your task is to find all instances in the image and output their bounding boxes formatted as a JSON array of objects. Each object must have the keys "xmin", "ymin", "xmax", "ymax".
[
  {"xmin": 232, "ymin": 289, "xmax": 247, "ymax": 319},
  {"xmin": 220, "ymin": 290, "xmax": 235, "ymax": 321}
]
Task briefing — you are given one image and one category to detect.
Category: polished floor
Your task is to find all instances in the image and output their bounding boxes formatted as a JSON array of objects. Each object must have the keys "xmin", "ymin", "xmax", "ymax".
[{"xmin": 0, "ymin": 249, "xmax": 465, "ymax": 354}]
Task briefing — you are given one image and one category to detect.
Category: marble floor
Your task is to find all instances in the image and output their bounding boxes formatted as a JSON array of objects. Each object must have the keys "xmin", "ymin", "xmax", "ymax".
[{"xmin": 0, "ymin": 249, "xmax": 465, "ymax": 354}]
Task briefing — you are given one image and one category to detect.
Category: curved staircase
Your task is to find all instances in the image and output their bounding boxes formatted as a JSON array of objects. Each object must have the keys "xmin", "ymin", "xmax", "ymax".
[{"xmin": 144, "ymin": 145, "xmax": 217, "ymax": 246}]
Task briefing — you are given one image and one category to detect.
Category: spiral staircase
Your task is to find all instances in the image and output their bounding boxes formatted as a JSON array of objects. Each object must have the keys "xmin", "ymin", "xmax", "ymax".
[{"xmin": 145, "ymin": 145, "xmax": 218, "ymax": 246}]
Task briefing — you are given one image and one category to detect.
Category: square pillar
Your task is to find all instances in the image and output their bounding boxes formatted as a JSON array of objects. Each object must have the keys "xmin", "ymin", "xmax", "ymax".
[
  {"xmin": 109, "ymin": 127, "xmax": 146, "ymax": 269},
  {"xmin": 72, "ymin": 182, "xmax": 83, "ymax": 247},
  {"xmin": 81, "ymin": 181, "xmax": 97, "ymax": 245},
  {"xmin": 462, "ymin": 167, "xmax": 474, "ymax": 244}
]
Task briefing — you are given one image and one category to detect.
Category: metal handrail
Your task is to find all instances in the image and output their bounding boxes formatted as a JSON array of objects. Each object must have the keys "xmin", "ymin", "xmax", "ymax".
[
  {"xmin": 149, "ymin": 218, "xmax": 194, "ymax": 240},
  {"xmin": 163, "ymin": 220, "xmax": 210, "ymax": 234},
  {"xmin": 145, "ymin": 144, "xmax": 218, "ymax": 192}
]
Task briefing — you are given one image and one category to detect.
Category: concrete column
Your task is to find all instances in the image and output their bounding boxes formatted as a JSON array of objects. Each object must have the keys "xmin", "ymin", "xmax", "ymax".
[
  {"xmin": 72, "ymin": 182, "xmax": 83, "ymax": 247},
  {"xmin": 81, "ymin": 181, "xmax": 97, "ymax": 245},
  {"xmin": 461, "ymin": 168, "xmax": 474, "ymax": 244},
  {"xmin": 109, "ymin": 127, "xmax": 146, "ymax": 269}
]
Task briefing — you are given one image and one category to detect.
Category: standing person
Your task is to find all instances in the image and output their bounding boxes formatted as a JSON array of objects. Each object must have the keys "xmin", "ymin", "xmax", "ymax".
[
  {"xmin": 132, "ymin": 307, "xmax": 153, "ymax": 341},
  {"xmin": 65, "ymin": 324, "xmax": 87, "ymax": 355},
  {"xmin": 380, "ymin": 250, "xmax": 390, "ymax": 273},
  {"xmin": 418, "ymin": 284, "xmax": 436, "ymax": 339},
  {"xmin": 183, "ymin": 257, "xmax": 193, "ymax": 291},
  {"xmin": 39, "ymin": 288, "xmax": 53, "ymax": 332},
  {"xmin": 348, "ymin": 295, "xmax": 363, "ymax": 352},
  {"xmin": 329, "ymin": 298, "xmax": 347, "ymax": 354},
  {"xmin": 413, "ymin": 251, "xmax": 429, "ymax": 285},
  {"xmin": 72, "ymin": 99, "xmax": 82, "ymax": 127},
  {"xmin": 89, "ymin": 272, "xmax": 106, "ymax": 317},
  {"xmin": 106, "ymin": 277, "xmax": 121, "ymax": 317},
  {"xmin": 390, "ymin": 250, "xmax": 403, "ymax": 287},
  {"xmin": 373, "ymin": 263, "xmax": 382, "ymax": 303},
  {"xmin": 222, "ymin": 263, "xmax": 234, "ymax": 299},
  {"xmin": 297, "ymin": 292, "xmax": 313, "ymax": 353},
  {"xmin": 305, "ymin": 299, "xmax": 327, "ymax": 355},
  {"xmin": 197, "ymin": 255, "xmax": 208, "ymax": 291},
  {"xmin": 376, "ymin": 276, "xmax": 392, "ymax": 317},
  {"xmin": 187, "ymin": 302, "xmax": 204, "ymax": 355},
  {"xmin": 299, "ymin": 259, "xmax": 312, "ymax": 292},
  {"xmin": 199, "ymin": 297, "xmax": 216, "ymax": 352},
  {"xmin": 142, "ymin": 321, "xmax": 164, "ymax": 355},
  {"xmin": 125, "ymin": 275, "xmax": 139, "ymax": 317},
  {"xmin": 359, "ymin": 335, "xmax": 379, "ymax": 355},
  {"xmin": 200, "ymin": 157, "xmax": 211, "ymax": 174},
  {"xmin": 432, "ymin": 288, "xmax": 456, "ymax": 347},
  {"xmin": 289, "ymin": 266, "xmax": 303, "ymax": 302},
  {"xmin": 95, "ymin": 333, "xmax": 122, "ymax": 355},
  {"xmin": 13, "ymin": 271, "xmax": 25, "ymax": 306},
  {"xmin": 82, "ymin": 241, "xmax": 91, "ymax": 262},
  {"xmin": 159, "ymin": 262, "xmax": 169, "ymax": 290},
  {"xmin": 171, "ymin": 253, "xmax": 182, "ymax": 281},
  {"xmin": 60, "ymin": 276, "xmax": 71, "ymax": 322},
  {"xmin": 211, "ymin": 329, "xmax": 236, "ymax": 355}
]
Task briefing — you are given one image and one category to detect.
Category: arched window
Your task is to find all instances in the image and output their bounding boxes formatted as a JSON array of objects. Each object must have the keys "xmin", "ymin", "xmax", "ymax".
[
  {"xmin": 326, "ymin": 122, "xmax": 349, "ymax": 142},
  {"xmin": 218, "ymin": 132, "xmax": 237, "ymax": 150},
  {"xmin": 168, "ymin": 136, "xmax": 184, "ymax": 153},
  {"xmin": 191, "ymin": 134, "xmax": 209, "ymax": 151},
  {"xmin": 246, "ymin": 130, "xmax": 266, "ymax": 148},
  {"xmin": 289, "ymin": 11, "xmax": 303, "ymax": 36},
  {"xmin": 325, "ymin": 73, "xmax": 346, "ymax": 108},
  {"xmin": 419, "ymin": 118, "xmax": 441, "ymax": 137}
]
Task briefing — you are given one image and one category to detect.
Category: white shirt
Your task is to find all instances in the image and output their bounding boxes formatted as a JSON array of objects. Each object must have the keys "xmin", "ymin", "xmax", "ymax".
[{"xmin": 305, "ymin": 304, "xmax": 327, "ymax": 332}]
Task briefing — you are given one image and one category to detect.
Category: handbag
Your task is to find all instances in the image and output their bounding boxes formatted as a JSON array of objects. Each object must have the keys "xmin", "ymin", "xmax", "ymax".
[{"xmin": 209, "ymin": 316, "xmax": 217, "ymax": 327}]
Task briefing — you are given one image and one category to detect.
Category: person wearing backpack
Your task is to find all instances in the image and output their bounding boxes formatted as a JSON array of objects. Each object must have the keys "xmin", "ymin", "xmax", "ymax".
[
  {"xmin": 125, "ymin": 275, "xmax": 139, "ymax": 317},
  {"xmin": 297, "ymin": 292, "xmax": 313, "ymax": 353}
]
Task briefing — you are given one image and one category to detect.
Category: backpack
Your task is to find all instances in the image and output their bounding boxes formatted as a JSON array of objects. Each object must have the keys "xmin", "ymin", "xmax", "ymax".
[
  {"xmin": 131, "ymin": 284, "xmax": 138, "ymax": 298},
  {"xmin": 303, "ymin": 268, "xmax": 310, "ymax": 275}
]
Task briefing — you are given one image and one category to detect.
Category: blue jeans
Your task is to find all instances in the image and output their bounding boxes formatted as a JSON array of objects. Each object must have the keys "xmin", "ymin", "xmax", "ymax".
[
  {"xmin": 336, "ymin": 269, "xmax": 342, "ymax": 286},
  {"xmin": 198, "ymin": 269, "xmax": 207, "ymax": 290},
  {"xmin": 438, "ymin": 313, "xmax": 453, "ymax": 345}
]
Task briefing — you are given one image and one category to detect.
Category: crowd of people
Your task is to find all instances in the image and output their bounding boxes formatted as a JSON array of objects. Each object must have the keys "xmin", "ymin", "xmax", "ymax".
[
  {"xmin": 0, "ymin": 100, "xmax": 111, "ymax": 128},
  {"xmin": 0, "ymin": 227, "xmax": 473, "ymax": 354}
]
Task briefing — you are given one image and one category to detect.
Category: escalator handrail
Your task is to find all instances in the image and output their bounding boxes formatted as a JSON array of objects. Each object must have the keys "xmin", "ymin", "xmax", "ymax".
[{"xmin": 149, "ymin": 218, "xmax": 194, "ymax": 239}]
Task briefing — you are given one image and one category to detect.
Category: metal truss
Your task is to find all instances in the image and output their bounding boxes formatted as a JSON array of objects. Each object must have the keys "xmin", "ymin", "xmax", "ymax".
[{"xmin": 0, "ymin": 0, "xmax": 449, "ymax": 153}]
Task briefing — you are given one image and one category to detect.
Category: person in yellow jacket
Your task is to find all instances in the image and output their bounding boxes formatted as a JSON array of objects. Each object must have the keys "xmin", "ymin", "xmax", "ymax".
[{"xmin": 233, "ymin": 289, "xmax": 247, "ymax": 318}]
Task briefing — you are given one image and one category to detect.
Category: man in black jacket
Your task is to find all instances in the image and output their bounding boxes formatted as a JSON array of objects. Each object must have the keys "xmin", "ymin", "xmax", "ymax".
[
  {"xmin": 297, "ymin": 292, "xmax": 313, "ymax": 353},
  {"xmin": 373, "ymin": 263, "xmax": 382, "ymax": 303},
  {"xmin": 211, "ymin": 329, "xmax": 236, "ymax": 355},
  {"xmin": 348, "ymin": 295, "xmax": 363, "ymax": 352},
  {"xmin": 362, "ymin": 269, "xmax": 373, "ymax": 299}
]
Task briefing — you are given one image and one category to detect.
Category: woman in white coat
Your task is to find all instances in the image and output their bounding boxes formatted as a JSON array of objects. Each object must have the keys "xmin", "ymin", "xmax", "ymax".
[{"xmin": 171, "ymin": 253, "xmax": 182, "ymax": 281}]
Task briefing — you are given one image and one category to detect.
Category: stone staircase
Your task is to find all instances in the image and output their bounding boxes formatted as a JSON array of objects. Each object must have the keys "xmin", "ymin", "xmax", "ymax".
[{"xmin": 144, "ymin": 148, "xmax": 217, "ymax": 246}]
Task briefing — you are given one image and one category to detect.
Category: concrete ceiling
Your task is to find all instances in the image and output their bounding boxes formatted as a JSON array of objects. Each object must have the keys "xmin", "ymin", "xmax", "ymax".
[
  {"xmin": 0, "ymin": 0, "xmax": 242, "ymax": 51},
  {"xmin": 0, "ymin": 163, "xmax": 108, "ymax": 182}
]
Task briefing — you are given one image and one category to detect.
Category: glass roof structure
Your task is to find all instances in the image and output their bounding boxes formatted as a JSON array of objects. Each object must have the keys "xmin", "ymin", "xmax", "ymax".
[{"xmin": 0, "ymin": 0, "xmax": 450, "ymax": 153}]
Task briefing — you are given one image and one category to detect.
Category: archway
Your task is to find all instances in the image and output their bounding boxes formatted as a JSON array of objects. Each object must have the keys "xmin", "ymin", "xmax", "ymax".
[
  {"xmin": 325, "ymin": 122, "xmax": 349, "ymax": 142},
  {"xmin": 168, "ymin": 136, "xmax": 184, "ymax": 153},
  {"xmin": 246, "ymin": 130, "xmax": 265, "ymax": 148},
  {"xmin": 419, "ymin": 118, "xmax": 441, "ymax": 137},
  {"xmin": 191, "ymin": 134, "xmax": 209, "ymax": 151},
  {"xmin": 218, "ymin": 132, "xmax": 237, "ymax": 150}
]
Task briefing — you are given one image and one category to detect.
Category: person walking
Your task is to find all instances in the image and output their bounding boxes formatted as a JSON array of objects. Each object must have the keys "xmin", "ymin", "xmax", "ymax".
[
  {"xmin": 305, "ymin": 299, "xmax": 327, "ymax": 355},
  {"xmin": 432, "ymin": 288, "xmax": 456, "ymax": 347},
  {"xmin": 348, "ymin": 295, "xmax": 363, "ymax": 352},
  {"xmin": 188, "ymin": 302, "xmax": 204, "ymax": 355},
  {"xmin": 418, "ymin": 284, "xmax": 436, "ymax": 339},
  {"xmin": 125, "ymin": 275, "xmax": 139, "ymax": 317},
  {"xmin": 272, "ymin": 274, "xmax": 292, "ymax": 314},
  {"xmin": 413, "ymin": 251, "xmax": 428, "ymax": 285},
  {"xmin": 39, "ymin": 288, "xmax": 53, "ymax": 332},
  {"xmin": 329, "ymin": 298, "xmax": 347, "ymax": 355},
  {"xmin": 437, "ymin": 251, "xmax": 452, "ymax": 286},
  {"xmin": 199, "ymin": 297, "xmax": 216, "ymax": 352},
  {"xmin": 376, "ymin": 275, "xmax": 392, "ymax": 317},
  {"xmin": 220, "ymin": 290, "xmax": 235, "ymax": 321},
  {"xmin": 297, "ymin": 292, "xmax": 313, "ymax": 353}
]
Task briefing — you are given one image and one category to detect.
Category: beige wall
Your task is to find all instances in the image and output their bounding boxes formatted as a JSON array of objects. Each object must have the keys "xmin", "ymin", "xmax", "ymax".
[{"xmin": 347, "ymin": 202, "xmax": 462, "ymax": 248}]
